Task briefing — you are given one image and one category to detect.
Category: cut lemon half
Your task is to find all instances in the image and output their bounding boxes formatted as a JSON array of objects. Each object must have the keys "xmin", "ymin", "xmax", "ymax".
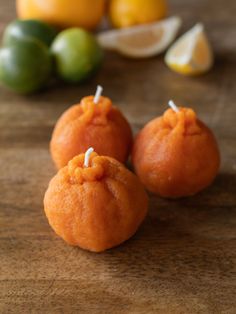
[
  {"xmin": 165, "ymin": 23, "xmax": 213, "ymax": 75},
  {"xmin": 97, "ymin": 16, "xmax": 182, "ymax": 58}
]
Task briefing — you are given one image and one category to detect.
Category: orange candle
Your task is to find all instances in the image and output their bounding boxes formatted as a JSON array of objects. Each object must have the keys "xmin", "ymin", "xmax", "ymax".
[
  {"xmin": 44, "ymin": 148, "xmax": 148, "ymax": 252},
  {"xmin": 50, "ymin": 86, "xmax": 133, "ymax": 169},
  {"xmin": 132, "ymin": 101, "xmax": 220, "ymax": 198}
]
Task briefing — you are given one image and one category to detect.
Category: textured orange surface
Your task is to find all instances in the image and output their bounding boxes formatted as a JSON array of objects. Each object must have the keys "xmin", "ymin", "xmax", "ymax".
[
  {"xmin": 44, "ymin": 152, "xmax": 148, "ymax": 252},
  {"xmin": 50, "ymin": 96, "xmax": 133, "ymax": 169},
  {"xmin": 16, "ymin": 0, "xmax": 106, "ymax": 30},
  {"xmin": 132, "ymin": 107, "xmax": 220, "ymax": 198}
]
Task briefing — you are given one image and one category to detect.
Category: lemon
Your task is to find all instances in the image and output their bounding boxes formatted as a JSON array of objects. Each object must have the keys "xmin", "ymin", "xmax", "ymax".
[
  {"xmin": 98, "ymin": 16, "xmax": 181, "ymax": 58},
  {"xmin": 109, "ymin": 0, "xmax": 167, "ymax": 28},
  {"xmin": 165, "ymin": 23, "xmax": 213, "ymax": 75}
]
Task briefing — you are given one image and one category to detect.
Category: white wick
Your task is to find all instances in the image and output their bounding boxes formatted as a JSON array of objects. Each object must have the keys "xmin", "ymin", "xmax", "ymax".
[
  {"xmin": 168, "ymin": 100, "xmax": 179, "ymax": 113},
  {"xmin": 84, "ymin": 147, "xmax": 94, "ymax": 167},
  {"xmin": 94, "ymin": 85, "xmax": 103, "ymax": 104}
]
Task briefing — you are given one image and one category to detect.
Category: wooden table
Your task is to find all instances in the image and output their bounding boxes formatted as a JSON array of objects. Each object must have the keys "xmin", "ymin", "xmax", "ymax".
[{"xmin": 1, "ymin": 0, "xmax": 236, "ymax": 313}]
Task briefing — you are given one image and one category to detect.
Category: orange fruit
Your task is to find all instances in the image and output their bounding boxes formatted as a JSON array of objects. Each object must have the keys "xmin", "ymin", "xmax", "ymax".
[
  {"xmin": 132, "ymin": 105, "xmax": 220, "ymax": 198},
  {"xmin": 50, "ymin": 95, "xmax": 133, "ymax": 169},
  {"xmin": 109, "ymin": 0, "xmax": 167, "ymax": 28},
  {"xmin": 16, "ymin": 0, "xmax": 106, "ymax": 30},
  {"xmin": 98, "ymin": 16, "xmax": 181, "ymax": 58},
  {"xmin": 44, "ymin": 150, "xmax": 148, "ymax": 252}
]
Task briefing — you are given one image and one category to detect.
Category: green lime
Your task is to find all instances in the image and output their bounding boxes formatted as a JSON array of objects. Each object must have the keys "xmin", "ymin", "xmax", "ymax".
[
  {"xmin": 51, "ymin": 28, "xmax": 103, "ymax": 83},
  {"xmin": 3, "ymin": 19, "xmax": 58, "ymax": 47},
  {"xmin": 0, "ymin": 38, "xmax": 52, "ymax": 94}
]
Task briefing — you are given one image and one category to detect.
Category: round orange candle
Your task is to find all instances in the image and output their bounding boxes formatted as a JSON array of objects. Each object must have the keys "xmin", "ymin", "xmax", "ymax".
[
  {"xmin": 44, "ymin": 148, "xmax": 148, "ymax": 252},
  {"xmin": 50, "ymin": 86, "xmax": 133, "ymax": 169},
  {"xmin": 132, "ymin": 101, "xmax": 220, "ymax": 198}
]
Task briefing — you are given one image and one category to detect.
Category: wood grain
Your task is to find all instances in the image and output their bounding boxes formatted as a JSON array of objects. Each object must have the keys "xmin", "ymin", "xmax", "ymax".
[{"xmin": 0, "ymin": 0, "xmax": 236, "ymax": 313}]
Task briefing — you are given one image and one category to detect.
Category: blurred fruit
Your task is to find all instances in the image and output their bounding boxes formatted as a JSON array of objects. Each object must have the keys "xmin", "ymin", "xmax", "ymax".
[
  {"xmin": 16, "ymin": 0, "xmax": 106, "ymax": 30},
  {"xmin": 165, "ymin": 23, "xmax": 213, "ymax": 75},
  {"xmin": 3, "ymin": 19, "xmax": 57, "ymax": 47},
  {"xmin": 0, "ymin": 38, "xmax": 52, "ymax": 93},
  {"xmin": 51, "ymin": 28, "xmax": 103, "ymax": 83},
  {"xmin": 98, "ymin": 16, "xmax": 181, "ymax": 58},
  {"xmin": 109, "ymin": 0, "xmax": 167, "ymax": 28}
]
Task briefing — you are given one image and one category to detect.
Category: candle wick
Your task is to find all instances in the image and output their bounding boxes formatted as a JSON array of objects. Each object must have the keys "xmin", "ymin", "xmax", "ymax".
[
  {"xmin": 94, "ymin": 85, "xmax": 103, "ymax": 104},
  {"xmin": 168, "ymin": 100, "xmax": 179, "ymax": 113},
  {"xmin": 84, "ymin": 147, "xmax": 94, "ymax": 167}
]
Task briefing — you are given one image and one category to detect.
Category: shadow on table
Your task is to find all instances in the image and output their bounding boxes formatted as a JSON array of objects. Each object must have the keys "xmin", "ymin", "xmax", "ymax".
[
  {"xmin": 41, "ymin": 172, "xmax": 235, "ymax": 311},
  {"xmin": 97, "ymin": 171, "xmax": 236, "ymax": 286}
]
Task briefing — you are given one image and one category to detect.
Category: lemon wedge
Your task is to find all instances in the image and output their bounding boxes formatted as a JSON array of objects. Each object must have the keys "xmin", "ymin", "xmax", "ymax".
[
  {"xmin": 165, "ymin": 23, "xmax": 213, "ymax": 75},
  {"xmin": 97, "ymin": 16, "xmax": 182, "ymax": 58}
]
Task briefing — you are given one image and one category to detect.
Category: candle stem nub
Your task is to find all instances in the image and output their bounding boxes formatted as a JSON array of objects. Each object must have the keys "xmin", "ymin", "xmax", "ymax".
[
  {"xmin": 168, "ymin": 100, "xmax": 179, "ymax": 113},
  {"xmin": 94, "ymin": 85, "xmax": 103, "ymax": 104},
  {"xmin": 84, "ymin": 147, "xmax": 94, "ymax": 167}
]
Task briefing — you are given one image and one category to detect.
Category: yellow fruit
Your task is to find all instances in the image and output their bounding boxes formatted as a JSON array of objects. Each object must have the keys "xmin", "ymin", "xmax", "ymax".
[
  {"xmin": 109, "ymin": 0, "xmax": 167, "ymax": 28},
  {"xmin": 165, "ymin": 23, "xmax": 214, "ymax": 75},
  {"xmin": 16, "ymin": 0, "xmax": 106, "ymax": 30},
  {"xmin": 98, "ymin": 16, "xmax": 181, "ymax": 58}
]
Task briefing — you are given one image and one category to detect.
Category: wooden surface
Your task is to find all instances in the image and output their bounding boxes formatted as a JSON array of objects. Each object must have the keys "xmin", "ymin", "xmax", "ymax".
[{"xmin": 1, "ymin": 0, "xmax": 236, "ymax": 313}]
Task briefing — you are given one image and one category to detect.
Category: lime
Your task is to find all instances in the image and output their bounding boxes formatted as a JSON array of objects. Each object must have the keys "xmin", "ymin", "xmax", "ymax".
[
  {"xmin": 3, "ymin": 19, "xmax": 58, "ymax": 47},
  {"xmin": 0, "ymin": 38, "xmax": 52, "ymax": 94},
  {"xmin": 51, "ymin": 28, "xmax": 103, "ymax": 83}
]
